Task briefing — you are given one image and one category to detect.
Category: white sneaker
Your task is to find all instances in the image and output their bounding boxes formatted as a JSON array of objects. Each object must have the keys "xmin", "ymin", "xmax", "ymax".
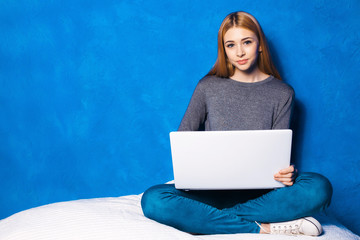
[{"xmin": 269, "ymin": 217, "xmax": 322, "ymax": 236}]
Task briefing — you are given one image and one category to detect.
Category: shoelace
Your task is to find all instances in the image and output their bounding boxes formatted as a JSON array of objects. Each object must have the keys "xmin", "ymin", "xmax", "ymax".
[
  {"xmin": 271, "ymin": 224, "xmax": 300, "ymax": 235},
  {"xmin": 255, "ymin": 221, "xmax": 301, "ymax": 235}
]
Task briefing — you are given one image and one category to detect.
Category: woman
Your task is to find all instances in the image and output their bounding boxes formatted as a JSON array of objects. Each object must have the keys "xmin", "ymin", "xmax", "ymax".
[{"xmin": 141, "ymin": 11, "xmax": 332, "ymax": 236}]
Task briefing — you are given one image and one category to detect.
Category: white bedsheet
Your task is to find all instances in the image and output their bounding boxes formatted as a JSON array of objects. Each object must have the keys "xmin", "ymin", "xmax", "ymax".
[{"xmin": 0, "ymin": 194, "xmax": 359, "ymax": 240}]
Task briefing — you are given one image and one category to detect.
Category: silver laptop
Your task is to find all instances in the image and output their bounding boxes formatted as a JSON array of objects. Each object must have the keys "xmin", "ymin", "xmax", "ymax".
[{"xmin": 169, "ymin": 129, "xmax": 292, "ymax": 190}]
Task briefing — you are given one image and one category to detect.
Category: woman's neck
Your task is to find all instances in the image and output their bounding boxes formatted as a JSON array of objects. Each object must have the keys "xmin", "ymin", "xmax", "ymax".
[{"xmin": 230, "ymin": 68, "xmax": 269, "ymax": 83}]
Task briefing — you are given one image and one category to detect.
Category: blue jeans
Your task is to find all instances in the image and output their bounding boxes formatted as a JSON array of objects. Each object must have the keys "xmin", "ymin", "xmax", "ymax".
[{"xmin": 141, "ymin": 172, "xmax": 332, "ymax": 234}]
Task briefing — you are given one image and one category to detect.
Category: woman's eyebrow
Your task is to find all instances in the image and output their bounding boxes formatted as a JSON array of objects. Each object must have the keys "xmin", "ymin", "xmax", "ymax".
[
  {"xmin": 224, "ymin": 37, "xmax": 253, "ymax": 44},
  {"xmin": 241, "ymin": 37, "xmax": 253, "ymax": 41}
]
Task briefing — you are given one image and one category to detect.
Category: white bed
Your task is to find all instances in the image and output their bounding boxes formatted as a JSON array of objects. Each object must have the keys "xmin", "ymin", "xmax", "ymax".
[{"xmin": 0, "ymin": 193, "xmax": 359, "ymax": 240}]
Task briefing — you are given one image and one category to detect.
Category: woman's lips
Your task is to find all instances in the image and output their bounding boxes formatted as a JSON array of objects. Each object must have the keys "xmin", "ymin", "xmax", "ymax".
[{"xmin": 237, "ymin": 59, "xmax": 248, "ymax": 65}]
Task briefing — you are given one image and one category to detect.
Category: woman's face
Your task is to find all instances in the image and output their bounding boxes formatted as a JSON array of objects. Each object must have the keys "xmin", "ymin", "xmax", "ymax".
[{"xmin": 223, "ymin": 27, "xmax": 261, "ymax": 74}]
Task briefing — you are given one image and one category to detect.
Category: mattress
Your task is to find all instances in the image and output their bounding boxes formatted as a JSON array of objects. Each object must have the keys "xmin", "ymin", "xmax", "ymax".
[{"xmin": 0, "ymin": 194, "xmax": 359, "ymax": 240}]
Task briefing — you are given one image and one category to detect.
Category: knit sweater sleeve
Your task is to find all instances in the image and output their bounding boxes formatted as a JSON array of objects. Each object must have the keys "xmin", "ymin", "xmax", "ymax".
[
  {"xmin": 178, "ymin": 81, "xmax": 207, "ymax": 131},
  {"xmin": 272, "ymin": 87, "xmax": 295, "ymax": 129}
]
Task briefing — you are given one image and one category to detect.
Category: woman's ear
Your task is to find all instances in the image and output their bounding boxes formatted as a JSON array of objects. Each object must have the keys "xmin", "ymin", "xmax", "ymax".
[{"xmin": 259, "ymin": 46, "xmax": 262, "ymax": 53}]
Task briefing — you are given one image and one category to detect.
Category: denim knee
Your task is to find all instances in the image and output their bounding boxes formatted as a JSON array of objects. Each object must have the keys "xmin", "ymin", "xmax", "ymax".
[
  {"xmin": 297, "ymin": 172, "xmax": 333, "ymax": 211},
  {"xmin": 141, "ymin": 184, "xmax": 174, "ymax": 222}
]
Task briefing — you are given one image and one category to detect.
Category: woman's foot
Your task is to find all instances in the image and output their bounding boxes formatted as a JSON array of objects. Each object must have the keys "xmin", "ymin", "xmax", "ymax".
[{"xmin": 258, "ymin": 217, "xmax": 322, "ymax": 236}]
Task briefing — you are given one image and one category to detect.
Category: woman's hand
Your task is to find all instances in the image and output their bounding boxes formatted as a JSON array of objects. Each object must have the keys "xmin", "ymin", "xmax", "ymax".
[{"xmin": 274, "ymin": 165, "xmax": 298, "ymax": 186}]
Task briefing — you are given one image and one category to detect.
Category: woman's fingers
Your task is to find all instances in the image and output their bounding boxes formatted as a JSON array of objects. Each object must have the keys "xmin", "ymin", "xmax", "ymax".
[
  {"xmin": 274, "ymin": 172, "xmax": 293, "ymax": 178},
  {"xmin": 280, "ymin": 180, "xmax": 294, "ymax": 186},
  {"xmin": 274, "ymin": 165, "xmax": 297, "ymax": 186},
  {"xmin": 274, "ymin": 177, "xmax": 294, "ymax": 186},
  {"xmin": 279, "ymin": 165, "xmax": 295, "ymax": 174}
]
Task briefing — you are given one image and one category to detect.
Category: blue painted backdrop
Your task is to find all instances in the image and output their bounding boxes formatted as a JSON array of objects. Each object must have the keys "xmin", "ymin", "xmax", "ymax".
[{"xmin": 1, "ymin": 0, "xmax": 359, "ymax": 235}]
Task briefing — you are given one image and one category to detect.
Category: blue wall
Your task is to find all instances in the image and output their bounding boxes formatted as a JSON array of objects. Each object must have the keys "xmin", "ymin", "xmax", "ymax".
[{"xmin": 1, "ymin": 0, "xmax": 359, "ymax": 235}]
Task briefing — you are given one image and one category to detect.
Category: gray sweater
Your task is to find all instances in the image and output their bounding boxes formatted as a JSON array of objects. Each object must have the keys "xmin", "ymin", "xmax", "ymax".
[{"xmin": 178, "ymin": 75, "xmax": 294, "ymax": 131}]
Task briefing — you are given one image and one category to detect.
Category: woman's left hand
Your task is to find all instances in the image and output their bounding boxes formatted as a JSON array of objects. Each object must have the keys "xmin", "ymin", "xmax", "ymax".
[{"xmin": 274, "ymin": 165, "xmax": 298, "ymax": 186}]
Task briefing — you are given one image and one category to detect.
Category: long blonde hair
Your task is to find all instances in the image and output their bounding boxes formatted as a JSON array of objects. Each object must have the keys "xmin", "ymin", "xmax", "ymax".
[{"xmin": 207, "ymin": 11, "xmax": 281, "ymax": 80}]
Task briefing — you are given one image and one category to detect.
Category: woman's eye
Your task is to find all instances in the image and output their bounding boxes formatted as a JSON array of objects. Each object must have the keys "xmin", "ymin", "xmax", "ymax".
[
  {"xmin": 243, "ymin": 40, "xmax": 252, "ymax": 45},
  {"xmin": 226, "ymin": 44, "xmax": 235, "ymax": 48}
]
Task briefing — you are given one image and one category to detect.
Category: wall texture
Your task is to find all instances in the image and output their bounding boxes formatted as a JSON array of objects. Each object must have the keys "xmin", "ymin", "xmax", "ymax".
[{"xmin": 1, "ymin": 0, "xmax": 359, "ymax": 235}]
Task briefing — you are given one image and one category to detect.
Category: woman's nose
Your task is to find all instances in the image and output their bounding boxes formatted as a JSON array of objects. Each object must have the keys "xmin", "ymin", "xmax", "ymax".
[{"xmin": 236, "ymin": 45, "xmax": 245, "ymax": 57}]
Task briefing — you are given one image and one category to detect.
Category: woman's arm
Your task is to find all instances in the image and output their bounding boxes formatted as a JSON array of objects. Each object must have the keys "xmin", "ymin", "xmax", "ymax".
[
  {"xmin": 272, "ymin": 88, "xmax": 295, "ymax": 129},
  {"xmin": 273, "ymin": 87, "xmax": 297, "ymax": 185},
  {"xmin": 178, "ymin": 81, "xmax": 207, "ymax": 131}
]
